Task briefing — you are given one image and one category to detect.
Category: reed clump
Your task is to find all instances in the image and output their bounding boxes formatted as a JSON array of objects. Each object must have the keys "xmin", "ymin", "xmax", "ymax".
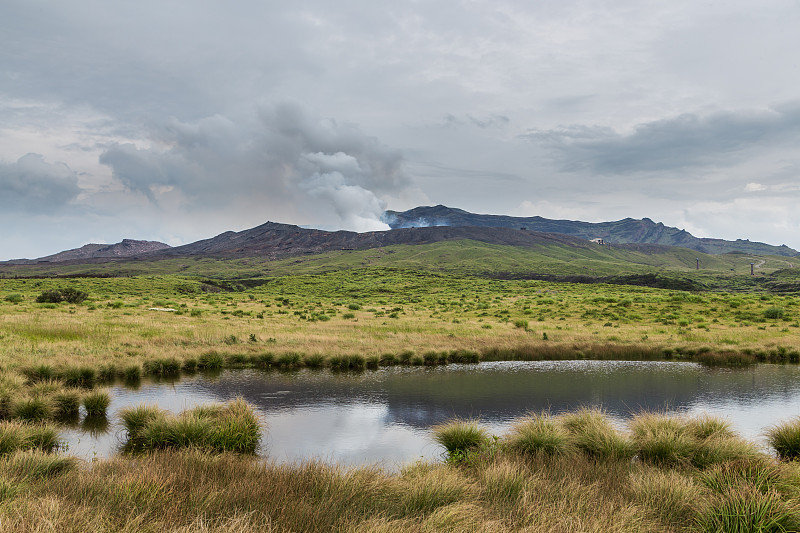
[{"xmin": 120, "ymin": 398, "xmax": 261, "ymax": 454}]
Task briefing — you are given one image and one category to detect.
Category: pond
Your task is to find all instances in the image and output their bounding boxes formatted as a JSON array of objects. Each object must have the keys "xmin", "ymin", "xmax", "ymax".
[{"xmin": 61, "ymin": 361, "xmax": 800, "ymax": 467}]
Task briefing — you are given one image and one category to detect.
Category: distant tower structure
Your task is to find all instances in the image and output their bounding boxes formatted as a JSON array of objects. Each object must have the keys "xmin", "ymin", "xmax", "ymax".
[
  {"xmin": 696, "ymin": 258, "xmax": 699, "ymax": 270},
  {"xmin": 751, "ymin": 263, "xmax": 755, "ymax": 276}
]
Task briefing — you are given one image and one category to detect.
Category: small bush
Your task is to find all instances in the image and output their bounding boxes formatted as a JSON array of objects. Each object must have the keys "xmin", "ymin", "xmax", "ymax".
[
  {"xmin": 764, "ymin": 307, "xmax": 786, "ymax": 320},
  {"xmin": 35, "ymin": 288, "xmax": 88, "ymax": 304},
  {"xmin": 4, "ymin": 294, "xmax": 23, "ymax": 304}
]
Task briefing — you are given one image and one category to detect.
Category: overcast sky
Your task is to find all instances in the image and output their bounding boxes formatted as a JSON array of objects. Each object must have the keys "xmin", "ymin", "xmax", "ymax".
[{"xmin": 2, "ymin": 0, "xmax": 800, "ymax": 260}]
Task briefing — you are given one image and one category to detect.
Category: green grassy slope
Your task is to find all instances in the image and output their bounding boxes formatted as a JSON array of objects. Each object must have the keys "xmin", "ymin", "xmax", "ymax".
[{"xmin": 1, "ymin": 239, "xmax": 798, "ymax": 292}]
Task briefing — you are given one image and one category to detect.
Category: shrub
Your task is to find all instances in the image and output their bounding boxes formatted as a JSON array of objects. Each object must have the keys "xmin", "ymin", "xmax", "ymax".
[
  {"xmin": 3, "ymin": 294, "xmax": 23, "ymax": 304},
  {"xmin": 35, "ymin": 288, "xmax": 88, "ymax": 304},
  {"xmin": 764, "ymin": 307, "xmax": 786, "ymax": 320}
]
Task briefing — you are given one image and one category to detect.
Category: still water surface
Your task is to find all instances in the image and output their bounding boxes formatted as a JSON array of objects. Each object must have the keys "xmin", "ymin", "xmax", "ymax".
[{"xmin": 62, "ymin": 361, "xmax": 800, "ymax": 467}]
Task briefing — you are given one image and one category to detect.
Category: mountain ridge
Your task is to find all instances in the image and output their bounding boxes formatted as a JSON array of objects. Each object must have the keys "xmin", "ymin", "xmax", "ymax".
[{"xmin": 382, "ymin": 205, "xmax": 797, "ymax": 257}]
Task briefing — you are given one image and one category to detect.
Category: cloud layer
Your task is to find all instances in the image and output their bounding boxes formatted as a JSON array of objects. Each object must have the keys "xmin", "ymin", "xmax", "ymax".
[
  {"xmin": 2, "ymin": 0, "xmax": 800, "ymax": 258},
  {"xmin": 0, "ymin": 154, "xmax": 81, "ymax": 212},
  {"xmin": 98, "ymin": 103, "xmax": 410, "ymax": 231}
]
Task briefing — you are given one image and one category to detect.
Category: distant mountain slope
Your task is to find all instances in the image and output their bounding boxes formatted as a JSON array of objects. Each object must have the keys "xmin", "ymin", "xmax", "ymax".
[
  {"xmin": 154, "ymin": 221, "xmax": 611, "ymax": 259},
  {"xmin": 383, "ymin": 205, "xmax": 798, "ymax": 257},
  {"xmin": 6, "ymin": 239, "xmax": 171, "ymax": 264}
]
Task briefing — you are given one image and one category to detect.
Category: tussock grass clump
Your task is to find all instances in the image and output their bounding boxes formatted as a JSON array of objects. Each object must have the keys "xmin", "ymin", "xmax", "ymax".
[
  {"xmin": 630, "ymin": 413, "xmax": 696, "ymax": 467},
  {"xmin": 51, "ymin": 390, "xmax": 81, "ymax": 419},
  {"xmin": 197, "ymin": 351, "xmax": 224, "ymax": 370},
  {"xmin": 58, "ymin": 366, "xmax": 96, "ymax": 388},
  {"xmin": 82, "ymin": 389, "xmax": 110, "ymax": 417},
  {"xmin": 97, "ymin": 364, "xmax": 118, "ymax": 383},
  {"xmin": 506, "ymin": 414, "xmax": 574, "ymax": 457},
  {"xmin": 121, "ymin": 398, "xmax": 261, "ymax": 454},
  {"xmin": 20, "ymin": 364, "xmax": 54, "ymax": 384},
  {"xmin": 631, "ymin": 413, "xmax": 759, "ymax": 468},
  {"xmin": 11, "ymin": 397, "xmax": 51, "ymax": 422},
  {"xmin": 142, "ymin": 357, "xmax": 181, "ymax": 377},
  {"xmin": 250, "ymin": 352, "xmax": 274, "ymax": 368},
  {"xmin": 1, "ymin": 450, "xmax": 77, "ymax": 481},
  {"xmin": 629, "ymin": 467, "xmax": 701, "ymax": 528},
  {"xmin": 120, "ymin": 404, "xmax": 165, "ymax": 440},
  {"xmin": 396, "ymin": 462, "xmax": 472, "ymax": 515},
  {"xmin": 688, "ymin": 414, "xmax": 736, "ymax": 440},
  {"xmin": 695, "ymin": 484, "xmax": 799, "ymax": 533},
  {"xmin": 767, "ymin": 418, "xmax": 800, "ymax": 461},
  {"xmin": 699, "ymin": 459, "xmax": 787, "ymax": 495},
  {"xmin": 432, "ymin": 419, "xmax": 490, "ymax": 457},
  {"xmin": 121, "ymin": 364, "xmax": 142, "ymax": 383},
  {"xmin": 559, "ymin": 408, "xmax": 633, "ymax": 460},
  {"xmin": 694, "ymin": 351, "xmax": 758, "ymax": 367},
  {"xmin": 276, "ymin": 353, "xmax": 301, "ymax": 369},
  {"xmin": 303, "ymin": 353, "xmax": 325, "ymax": 368},
  {"xmin": 0, "ymin": 421, "xmax": 60, "ymax": 455},
  {"xmin": 479, "ymin": 459, "xmax": 528, "ymax": 505}
]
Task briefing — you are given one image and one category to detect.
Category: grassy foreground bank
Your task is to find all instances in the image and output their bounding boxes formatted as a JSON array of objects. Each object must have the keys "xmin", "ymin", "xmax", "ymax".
[{"xmin": 4, "ymin": 408, "xmax": 800, "ymax": 531}]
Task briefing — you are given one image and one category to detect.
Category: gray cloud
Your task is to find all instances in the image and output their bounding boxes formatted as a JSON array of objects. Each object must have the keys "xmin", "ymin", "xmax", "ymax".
[
  {"xmin": 99, "ymin": 102, "xmax": 409, "ymax": 231},
  {"xmin": 0, "ymin": 153, "xmax": 81, "ymax": 211},
  {"xmin": 525, "ymin": 104, "xmax": 800, "ymax": 174}
]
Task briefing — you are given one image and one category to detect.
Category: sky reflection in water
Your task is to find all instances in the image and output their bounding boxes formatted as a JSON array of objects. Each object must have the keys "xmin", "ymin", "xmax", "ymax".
[{"xmin": 60, "ymin": 361, "xmax": 800, "ymax": 467}]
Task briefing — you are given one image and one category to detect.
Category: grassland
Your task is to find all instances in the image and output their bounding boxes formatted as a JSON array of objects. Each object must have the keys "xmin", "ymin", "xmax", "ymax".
[
  {"xmin": 1, "ymin": 263, "xmax": 800, "ymax": 421},
  {"xmin": 2, "ymin": 243, "xmax": 800, "ymax": 530}
]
